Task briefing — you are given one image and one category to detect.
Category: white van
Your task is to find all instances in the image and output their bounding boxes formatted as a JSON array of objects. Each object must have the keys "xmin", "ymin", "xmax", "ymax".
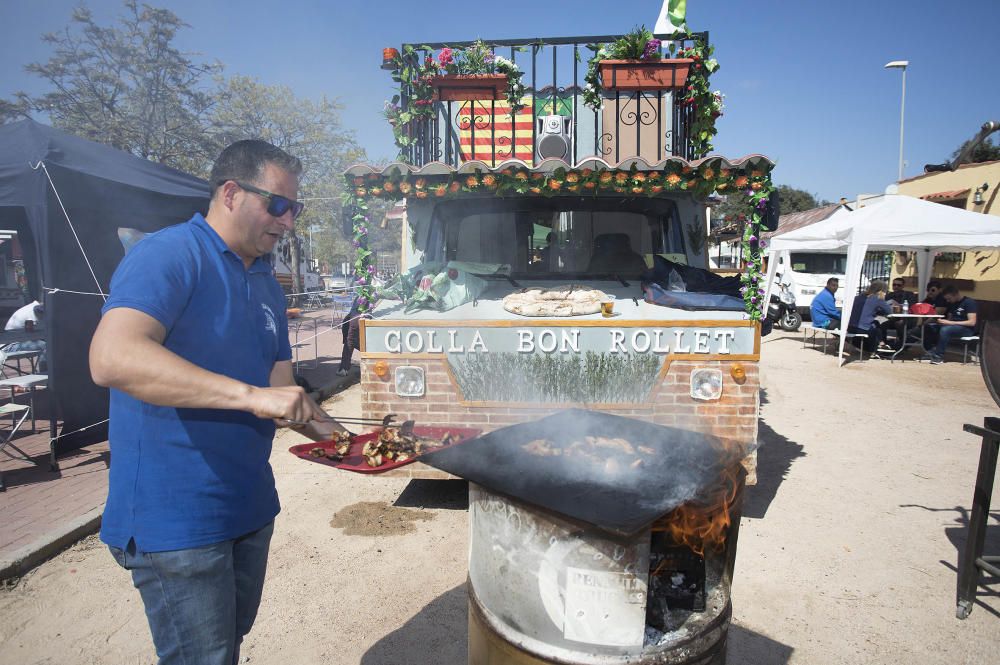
[{"xmin": 775, "ymin": 250, "xmax": 848, "ymax": 318}]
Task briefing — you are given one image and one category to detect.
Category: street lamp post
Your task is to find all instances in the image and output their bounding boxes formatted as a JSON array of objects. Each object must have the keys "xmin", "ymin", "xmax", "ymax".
[{"xmin": 884, "ymin": 60, "xmax": 909, "ymax": 182}]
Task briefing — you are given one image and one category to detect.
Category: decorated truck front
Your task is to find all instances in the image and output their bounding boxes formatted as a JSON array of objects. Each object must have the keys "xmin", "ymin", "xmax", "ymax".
[
  {"xmin": 341, "ymin": 28, "xmax": 778, "ymax": 664},
  {"xmin": 343, "ymin": 30, "xmax": 777, "ymax": 479},
  {"xmin": 347, "ymin": 155, "xmax": 773, "ymax": 479}
]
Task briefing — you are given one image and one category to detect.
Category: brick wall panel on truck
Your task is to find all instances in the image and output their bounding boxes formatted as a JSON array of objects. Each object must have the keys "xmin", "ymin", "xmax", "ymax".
[{"xmin": 360, "ymin": 357, "xmax": 760, "ymax": 481}]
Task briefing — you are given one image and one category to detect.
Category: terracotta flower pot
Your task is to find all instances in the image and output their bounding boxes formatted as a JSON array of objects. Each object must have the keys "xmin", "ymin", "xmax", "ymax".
[
  {"xmin": 598, "ymin": 58, "xmax": 693, "ymax": 91},
  {"xmin": 430, "ymin": 74, "xmax": 508, "ymax": 102},
  {"xmin": 381, "ymin": 47, "xmax": 399, "ymax": 70}
]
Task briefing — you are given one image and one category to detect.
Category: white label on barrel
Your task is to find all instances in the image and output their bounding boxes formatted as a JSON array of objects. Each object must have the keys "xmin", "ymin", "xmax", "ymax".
[{"xmin": 563, "ymin": 566, "xmax": 647, "ymax": 646}]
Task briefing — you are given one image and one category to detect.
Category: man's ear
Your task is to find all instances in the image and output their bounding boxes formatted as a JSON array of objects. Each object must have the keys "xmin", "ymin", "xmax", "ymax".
[{"xmin": 219, "ymin": 180, "xmax": 240, "ymax": 212}]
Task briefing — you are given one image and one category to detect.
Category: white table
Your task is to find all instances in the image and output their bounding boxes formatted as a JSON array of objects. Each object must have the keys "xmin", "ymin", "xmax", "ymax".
[
  {"xmin": 0, "ymin": 373, "xmax": 48, "ymax": 432},
  {"xmin": 887, "ymin": 313, "xmax": 941, "ymax": 362},
  {"xmin": 2, "ymin": 349, "xmax": 41, "ymax": 376}
]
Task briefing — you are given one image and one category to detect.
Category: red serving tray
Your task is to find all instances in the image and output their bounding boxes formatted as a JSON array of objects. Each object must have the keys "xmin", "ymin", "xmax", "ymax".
[{"xmin": 289, "ymin": 426, "xmax": 481, "ymax": 474}]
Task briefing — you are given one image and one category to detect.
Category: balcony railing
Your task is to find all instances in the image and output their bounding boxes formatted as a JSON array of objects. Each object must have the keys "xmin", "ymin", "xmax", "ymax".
[{"xmin": 394, "ymin": 32, "xmax": 708, "ymax": 168}]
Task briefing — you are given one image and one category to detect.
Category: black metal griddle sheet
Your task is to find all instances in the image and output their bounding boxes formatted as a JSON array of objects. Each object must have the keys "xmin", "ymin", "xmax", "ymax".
[{"xmin": 420, "ymin": 409, "xmax": 737, "ymax": 536}]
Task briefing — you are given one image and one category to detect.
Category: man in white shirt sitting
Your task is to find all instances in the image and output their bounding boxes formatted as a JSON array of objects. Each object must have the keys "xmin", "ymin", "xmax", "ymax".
[
  {"xmin": 3, "ymin": 299, "xmax": 46, "ymax": 372},
  {"xmin": 5, "ymin": 300, "xmax": 42, "ymax": 331}
]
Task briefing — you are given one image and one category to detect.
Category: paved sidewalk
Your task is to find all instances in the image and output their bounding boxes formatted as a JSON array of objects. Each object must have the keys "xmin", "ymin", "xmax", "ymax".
[{"xmin": 0, "ymin": 306, "xmax": 357, "ymax": 580}]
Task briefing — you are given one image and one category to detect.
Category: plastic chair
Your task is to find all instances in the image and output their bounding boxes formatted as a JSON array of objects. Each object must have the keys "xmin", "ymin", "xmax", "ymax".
[{"xmin": 0, "ymin": 402, "xmax": 32, "ymax": 491}]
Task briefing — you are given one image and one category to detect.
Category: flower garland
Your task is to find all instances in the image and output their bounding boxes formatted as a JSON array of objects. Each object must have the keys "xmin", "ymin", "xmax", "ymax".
[
  {"xmin": 384, "ymin": 47, "xmax": 441, "ymax": 157},
  {"xmin": 736, "ymin": 183, "xmax": 775, "ymax": 321},
  {"xmin": 676, "ymin": 41, "xmax": 722, "ymax": 158},
  {"xmin": 344, "ymin": 162, "xmax": 774, "ymax": 319},
  {"xmin": 336, "ymin": 194, "xmax": 378, "ymax": 314}
]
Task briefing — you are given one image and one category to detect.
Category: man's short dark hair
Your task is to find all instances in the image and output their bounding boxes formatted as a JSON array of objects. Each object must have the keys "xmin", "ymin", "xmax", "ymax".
[
  {"xmin": 209, "ymin": 140, "xmax": 303, "ymax": 199},
  {"xmin": 826, "ymin": 277, "xmax": 839, "ymax": 288},
  {"xmin": 927, "ymin": 280, "xmax": 942, "ymax": 290},
  {"xmin": 942, "ymin": 285, "xmax": 960, "ymax": 297}
]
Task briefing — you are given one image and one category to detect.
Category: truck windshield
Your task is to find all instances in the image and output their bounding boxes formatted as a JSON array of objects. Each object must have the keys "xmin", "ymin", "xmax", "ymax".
[
  {"xmin": 789, "ymin": 252, "xmax": 847, "ymax": 274},
  {"xmin": 428, "ymin": 197, "xmax": 682, "ymax": 278}
]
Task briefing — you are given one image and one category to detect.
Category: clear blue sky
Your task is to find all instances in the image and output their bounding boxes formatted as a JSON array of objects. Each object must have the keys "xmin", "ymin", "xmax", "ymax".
[{"xmin": 2, "ymin": 0, "xmax": 997, "ymax": 203}]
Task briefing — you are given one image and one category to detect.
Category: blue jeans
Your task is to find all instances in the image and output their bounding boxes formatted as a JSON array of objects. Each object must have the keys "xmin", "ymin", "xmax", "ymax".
[
  {"xmin": 929, "ymin": 324, "xmax": 971, "ymax": 357},
  {"xmin": 108, "ymin": 521, "xmax": 274, "ymax": 665}
]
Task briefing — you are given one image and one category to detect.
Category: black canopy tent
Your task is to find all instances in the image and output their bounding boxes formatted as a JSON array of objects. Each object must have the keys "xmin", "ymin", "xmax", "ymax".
[{"xmin": 0, "ymin": 119, "xmax": 209, "ymax": 455}]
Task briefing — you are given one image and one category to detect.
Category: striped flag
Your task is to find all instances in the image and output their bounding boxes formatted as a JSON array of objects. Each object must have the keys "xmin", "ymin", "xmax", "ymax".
[{"xmin": 456, "ymin": 96, "xmax": 535, "ymax": 165}]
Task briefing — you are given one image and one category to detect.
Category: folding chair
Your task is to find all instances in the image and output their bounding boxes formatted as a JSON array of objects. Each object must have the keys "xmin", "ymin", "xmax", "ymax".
[
  {"xmin": 0, "ymin": 343, "xmax": 42, "ymax": 378},
  {"xmin": 0, "ymin": 402, "xmax": 32, "ymax": 492}
]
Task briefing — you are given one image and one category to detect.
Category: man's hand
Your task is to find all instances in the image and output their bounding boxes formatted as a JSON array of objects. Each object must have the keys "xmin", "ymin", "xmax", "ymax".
[
  {"xmin": 266, "ymin": 360, "xmax": 348, "ymax": 440},
  {"xmin": 246, "ymin": 384, "xmax": 327, "ymax": 425}
]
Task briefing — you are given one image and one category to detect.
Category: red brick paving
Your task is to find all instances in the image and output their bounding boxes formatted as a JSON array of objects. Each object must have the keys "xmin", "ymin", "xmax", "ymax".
[{"xmin": 0, "ymin": 307, "xmax": 352, "ymax": 576}]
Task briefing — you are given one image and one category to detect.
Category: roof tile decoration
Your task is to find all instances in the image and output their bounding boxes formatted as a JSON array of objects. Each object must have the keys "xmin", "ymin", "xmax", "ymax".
[
  {"xmin": 920, "ymin": 189, "xmax": 970, "ymax": 201},
  {"xmin": 766, "ymin": 203, "xmax": 841, "ymax": 238}
]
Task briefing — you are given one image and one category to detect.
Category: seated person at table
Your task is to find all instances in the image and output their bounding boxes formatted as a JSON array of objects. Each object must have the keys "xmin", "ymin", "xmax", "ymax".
[
  {"xmin": 809, "ymin": 278, "xmax": 841, "ymax": 329},
  {"xmin": 881, "ymin": 277, "xmax": 918, "ymax": 349},
  {"xmin": 2, "ymin": 298, "xmax": 46, "ymax": 371},
  {"xmin": 848, "ymin": 280, "xmax": 892, "ymax": 352},
  {"xmin": 885, "ymin": 278, "xmax": 917, "ymax": 309},
  {"xmin": 4, "ymin": 300, "xmax": 42, "ymax": 331},
  {"xmin": 923, "ymin": 286, "xmax": 977, "ymax": 365},
  {"xmin": 922, "ymin": 280, "xmax": 947, "ymax": 314}
]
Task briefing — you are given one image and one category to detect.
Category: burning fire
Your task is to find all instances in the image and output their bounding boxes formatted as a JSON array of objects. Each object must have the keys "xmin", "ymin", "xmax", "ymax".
[{"xmin": 653, "ymin": 464, "xmax": 742, "ymax": 556}]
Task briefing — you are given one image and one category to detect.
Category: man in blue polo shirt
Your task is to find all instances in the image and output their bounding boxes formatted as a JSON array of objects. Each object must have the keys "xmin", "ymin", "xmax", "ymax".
[
  {"xmin": 809, "ymin": 277, "xmax": 841, "ymax": 329},
  {"xmin": 90, "ymin": 140, "xmax": 346, "ymax": 665}
]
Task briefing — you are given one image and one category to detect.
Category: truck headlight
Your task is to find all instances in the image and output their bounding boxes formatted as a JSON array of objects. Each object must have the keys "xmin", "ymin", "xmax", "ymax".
[
  {"xmin": 394, "ymin": 366, "xmax": 425, "ymax": 397},
  {"xmin": 690, "ymin": 369, "xmax": 723, "ymax": 401}
]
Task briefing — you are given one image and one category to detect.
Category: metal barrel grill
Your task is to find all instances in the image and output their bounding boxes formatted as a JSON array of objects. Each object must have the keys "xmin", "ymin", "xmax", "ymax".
[
  {"xmin": 420, "ymin": 409, "xmax": 748, "ymax": 664},
  {"xmin": 956, "ymin": 320, "xmax": 1000, "ymax": 619}
]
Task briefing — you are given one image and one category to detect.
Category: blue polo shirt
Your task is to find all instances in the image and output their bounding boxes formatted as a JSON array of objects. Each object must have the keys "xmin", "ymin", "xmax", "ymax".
[{"xmin": 100, "ymin": 214, "xmax": 291, "ymax": 552}]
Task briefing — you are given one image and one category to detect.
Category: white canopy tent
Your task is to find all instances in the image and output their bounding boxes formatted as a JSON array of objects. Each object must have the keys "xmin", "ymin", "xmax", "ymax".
[{"xmin": 765, "ymin": 194, "xmax": 1000, "ymax": 364}]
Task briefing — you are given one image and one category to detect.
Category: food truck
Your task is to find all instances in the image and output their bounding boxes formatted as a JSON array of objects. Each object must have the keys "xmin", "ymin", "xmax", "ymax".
[{"xmin": 338, "ymin": 27, "xmax": 777, "ymax": 665}]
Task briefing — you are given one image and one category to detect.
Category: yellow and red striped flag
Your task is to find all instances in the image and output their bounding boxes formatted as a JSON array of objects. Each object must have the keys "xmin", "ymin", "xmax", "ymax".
[{"xmin": 456, "ymin": 96, "xmax": 535, "ymax": 165}]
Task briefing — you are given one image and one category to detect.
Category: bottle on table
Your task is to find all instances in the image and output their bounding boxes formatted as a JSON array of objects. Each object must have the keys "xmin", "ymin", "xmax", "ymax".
[{"xmin": 902, "ymin": 299, "xmax": 909, "ymax": 314}]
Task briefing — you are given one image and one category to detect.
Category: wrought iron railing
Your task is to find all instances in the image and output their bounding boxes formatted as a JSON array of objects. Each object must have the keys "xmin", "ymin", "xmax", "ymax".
[{"xmin": 394, "ymin": 32, "xmax": 709, "ymax": 168}]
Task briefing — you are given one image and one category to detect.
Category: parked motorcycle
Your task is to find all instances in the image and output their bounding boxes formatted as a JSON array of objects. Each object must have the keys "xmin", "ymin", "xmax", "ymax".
[{"xmin": 767, "ymin": 283, "xmax": 802, "ymax": 332}]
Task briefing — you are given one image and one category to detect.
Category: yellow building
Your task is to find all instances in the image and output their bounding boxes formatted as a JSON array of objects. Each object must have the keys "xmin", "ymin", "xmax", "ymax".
[{"xmin": 894, "ymin": 160, "xmax": 1000, "ymax": 304}]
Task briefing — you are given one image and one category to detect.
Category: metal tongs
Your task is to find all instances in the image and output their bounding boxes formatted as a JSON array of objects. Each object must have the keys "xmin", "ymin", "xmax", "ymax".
[{"xmin": 282, "ymin": 413, "xmax": 414, "ymax": 435}]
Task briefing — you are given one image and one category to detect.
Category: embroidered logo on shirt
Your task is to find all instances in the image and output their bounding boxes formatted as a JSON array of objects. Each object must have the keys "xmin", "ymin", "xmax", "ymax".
[{"xmin": 261, "ymin": 303, "xmax": 277, "ymax": 338}]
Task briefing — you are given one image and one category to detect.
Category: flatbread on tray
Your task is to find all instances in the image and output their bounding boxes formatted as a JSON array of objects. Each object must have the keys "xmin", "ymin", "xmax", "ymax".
[{"xmin": 502, "ymin": 284, "xmax": 608, "ymax": 317}]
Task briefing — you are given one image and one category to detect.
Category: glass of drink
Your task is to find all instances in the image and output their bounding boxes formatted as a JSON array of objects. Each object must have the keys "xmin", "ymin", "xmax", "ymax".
[
  {"xmin": 24, "ymin": 319, "xmax": 34, "ymax": 332},
  {"xmin": 600, "ymin": 296, "xmax": 616, "ymax": 318}
]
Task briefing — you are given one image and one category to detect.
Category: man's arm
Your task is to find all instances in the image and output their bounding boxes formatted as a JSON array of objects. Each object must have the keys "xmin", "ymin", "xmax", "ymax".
[
  {"xmin": 269, "ymin": 360, "xmax": 348, "ymax": 441},
  {"xmin": 940, "ymin": 312, "xmax": 977, "ymax": 328},
  {"xmin": 818, "ymin": 295, "xmax": 841, "ymax": 319},
  {"xmin": 90, "ymin": 307, "xmax": 322, "ymax": 422}
]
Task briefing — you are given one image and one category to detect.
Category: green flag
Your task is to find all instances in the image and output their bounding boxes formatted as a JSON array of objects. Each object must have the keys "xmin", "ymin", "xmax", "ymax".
[{"xmin": 654, "ymin": 0, "xmax": 687, "ymax": 34}]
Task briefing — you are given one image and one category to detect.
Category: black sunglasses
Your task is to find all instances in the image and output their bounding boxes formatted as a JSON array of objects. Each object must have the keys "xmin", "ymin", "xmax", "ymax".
[{"xmin": 231, "ymin": 181, "xmax": 305, "ymax": 220}]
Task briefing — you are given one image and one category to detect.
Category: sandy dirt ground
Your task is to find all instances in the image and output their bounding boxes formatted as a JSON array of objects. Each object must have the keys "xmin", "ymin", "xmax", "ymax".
[{"xmin": 1, "ymin": 330, "xmax": 998, "ymax": 664}]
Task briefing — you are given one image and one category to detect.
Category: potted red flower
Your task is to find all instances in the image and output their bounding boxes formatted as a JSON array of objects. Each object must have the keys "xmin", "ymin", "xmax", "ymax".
[{"xmin": 428, "ymin": 41, "xmax": 525, "ymax": 106}]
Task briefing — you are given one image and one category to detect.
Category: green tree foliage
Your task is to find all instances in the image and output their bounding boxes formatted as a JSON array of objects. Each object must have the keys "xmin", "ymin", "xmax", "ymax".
[
  {"xmin": 8, "ymin": 3, "xmax": 391, "ymax": 284},
  {"xmin": 711, "ymin": 184, "xmax": 824, "ymax": 244},
  {"xmin": 0, "ymin": 99, "xmax": 26, "ymax": 125},
  {"xmin": 15, "ymin": 1, "xmax": 220, "ymax": 173},
  {"xmin": 951, "ymin": 137, "xmax": 1000, "ymax": 165},
  {"xmin": 774, "ymin": 185, "xmax": 826, "ymax": 214}
]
